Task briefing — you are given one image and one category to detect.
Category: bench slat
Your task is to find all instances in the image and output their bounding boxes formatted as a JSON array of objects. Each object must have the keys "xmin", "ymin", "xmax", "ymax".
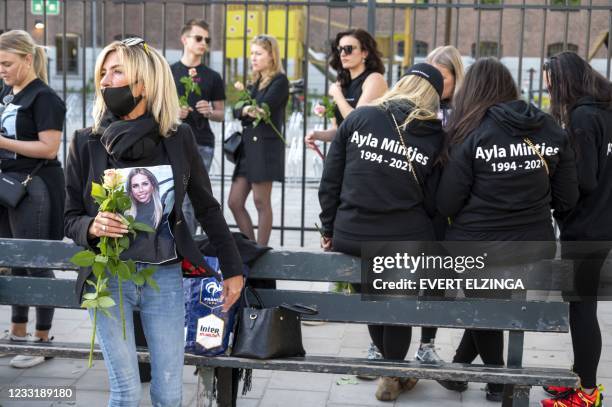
[
  {"xmin": 0, "ymin": 340, "xmax": 577, "ymax": 387},
  {"xmin": 0, "ymin": 277, "xmax": 569, "ymax": 332}
]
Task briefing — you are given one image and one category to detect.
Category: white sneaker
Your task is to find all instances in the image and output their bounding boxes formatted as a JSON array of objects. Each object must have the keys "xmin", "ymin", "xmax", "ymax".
[
  {"xmin": 415, "ymin": 341, "xmax": 443, "ymax": 364},
  {"xmin": 0, "ymin": 330, "xmax": 28, "ymax": 357},
  {"xmin": 10, "ymin": 354, "xmax": 45, "ymax": 368}
]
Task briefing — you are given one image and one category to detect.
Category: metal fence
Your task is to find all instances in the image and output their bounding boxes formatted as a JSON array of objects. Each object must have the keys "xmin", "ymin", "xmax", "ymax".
[{"xmin": 1, "ymin": 0, "xmax": 611, "ymax": 247}]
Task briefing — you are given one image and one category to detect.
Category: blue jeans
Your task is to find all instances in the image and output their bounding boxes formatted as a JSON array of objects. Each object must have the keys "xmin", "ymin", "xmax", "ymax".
[
  {"xmin": 89, "ymin": 263, "xmax": 184, "ymax": 407},
  {"xmin": 183, "ymin": 145, "xmax": 215, "ymax": 234}
]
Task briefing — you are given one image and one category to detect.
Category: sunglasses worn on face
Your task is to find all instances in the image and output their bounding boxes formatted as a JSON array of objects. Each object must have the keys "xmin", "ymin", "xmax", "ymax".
[
  {"xmin": 337, "ymin": 45, "xmax": 358, "ymax": 55},
  {"xmin": 188, "ymin": 35, "xmax": 211, "ymax": 45}
]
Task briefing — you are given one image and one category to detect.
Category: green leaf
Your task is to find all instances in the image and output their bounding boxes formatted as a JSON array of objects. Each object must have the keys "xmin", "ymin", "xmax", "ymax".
[
  {"xmin": 83, "ymin": 292, "xmax": 97, "ymax": 300},
  {"xmin": 140, "ymin": 267, "xmax": 156, "ymax": 278},
  {"xmin": 234, "ymin": 100, "xmax": 246, "ymax": 110},
  {"xmin": 132, "ymin": 274, "xmax": 145, "ymax": 286},
  {"xmin": 118, "ymin": 236, "xmax": 130, "ymax": 249},
  {"xmin": 85, "ymin": 279, "xmax": 97, "ymax": 288},
  {"xmin": 126, "ymin": 260, "xmax": 137, "ymax": 274},
  {"xmin": 132, "ymin": 222, "xmax": 155, "ymax": 233},
  {"xmin": 97, "ymin": 296, "xmax": 116, "ymax": 308},
  {"xmin": 99, "ymin": 198, "xmax": 112, "ymax": 211},
  {"xmin": 94, "ymin": 255, "xmax": 108, "ymax": 264},
  {"xmin": 117, "ymin": 262, "xmax": 131, "ymax": 280},
  {"xmin": 92, "ymin": 262, "xmax": 105, "ymax": 278},
  {"xmin": 70, "ymin": 250, "xmax": 96, "ymax": 267},
  {"xmin": 116, "ymin": 196, "xmax": 132, "ymax": 212},
  {"xmin": 81, "ymin": 299, "xmax": 98, "ymax": 308},
  {"xmin": 91, "ymin": 182, "xmax": 107, "ymax": 200},
  {"xmin": 146, "ymin": 277, "xmax": 160, "ymax": 292},
  {"xmin": 180, "ymin": 76, "xmax": 191, "ymax": 85}
]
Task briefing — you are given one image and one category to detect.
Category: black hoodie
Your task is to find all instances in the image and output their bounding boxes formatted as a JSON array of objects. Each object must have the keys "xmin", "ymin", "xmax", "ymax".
[
  {"xmin": 437, "ymin": 100, "xmax": 579, "ymax": 234},
  {"xmin": 318, "ymin": 102, "xmax": 444, "ymax": 240},
  {"xmin": 555, "ymin": 98, "xmax": 612, "ymax": 240}
]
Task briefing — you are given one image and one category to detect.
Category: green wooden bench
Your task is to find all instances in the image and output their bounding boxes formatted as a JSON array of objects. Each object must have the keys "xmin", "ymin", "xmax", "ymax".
[{"xmin": 0, "ymin": 238, "xmax": 578, "ymax": 406}]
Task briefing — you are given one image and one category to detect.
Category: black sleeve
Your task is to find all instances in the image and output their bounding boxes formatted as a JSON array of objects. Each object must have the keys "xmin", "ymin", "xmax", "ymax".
[
  {"xmin": 211, "ymin": 72, "xmax": 226, "ymax": 101},
  {"xmin": 423, "ymin": 162, "xmax": 442, "ymax": 218},
  {"xmin": 33, "ymin": 91, "xmax": 66, "ymax": 132},
  {"xmin": 318, "ymin": 119, "xmax": 348, "ymax": 237},
  {"xmin": 183, "ymin": 126, "xmax": 243, "ymax": 278},
  {"xmin": 550, "ymin": 133, "xmax": 579, "ymax": 213},
  {"xmin": 437, "ymin": 141, "xmax": 474, "ymax": 217},
  {"xmin": 64, "ymin": 131, "xmax": 96, "ymax": 250},
  {"xmin": 570, "ymin": 108, "xmax": 602, "ymax": 195},
  {"xmin": 256, "ymin": 75, "xmax": 289, "ymax": 113}
]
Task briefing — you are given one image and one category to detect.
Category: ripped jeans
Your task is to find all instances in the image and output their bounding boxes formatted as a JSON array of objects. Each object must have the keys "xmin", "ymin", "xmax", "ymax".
[{"xmin": 88, "ymin": 263, "xmax": 184, "ymax": 407}]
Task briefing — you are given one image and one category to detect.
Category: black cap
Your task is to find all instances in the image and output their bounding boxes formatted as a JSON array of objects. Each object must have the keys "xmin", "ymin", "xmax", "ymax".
[{"xmin": 404, "ymin": 63, "xmax": 444, "ymax": 98}]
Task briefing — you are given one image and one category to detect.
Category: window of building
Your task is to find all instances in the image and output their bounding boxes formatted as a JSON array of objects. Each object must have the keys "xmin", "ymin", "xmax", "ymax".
[
  {"xmin": 547, "ymin": 42, "xmax": 579, "ymax": 57},
  {"xmin": 471, "ymin": 41, "xmax": 500, "ymax": 58},
  {"xmin": 415, "ymin": 40, "xmax": 429, "ymax": 57},
  {"xmin": 55, "ymin": 34, "xmax": 79, "ymax": 75}
]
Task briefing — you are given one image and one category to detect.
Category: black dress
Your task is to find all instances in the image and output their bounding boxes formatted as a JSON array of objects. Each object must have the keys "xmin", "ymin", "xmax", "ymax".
[
  {"xmin": 233, "ymin": 73, "xmax": 289, "ymax": 183},
  {"xmin": 333, "ymin": 70, "xmax": 373, "ymax": 126}
]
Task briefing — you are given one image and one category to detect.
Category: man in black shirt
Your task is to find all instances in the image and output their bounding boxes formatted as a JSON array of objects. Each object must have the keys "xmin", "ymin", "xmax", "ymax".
[{"xmin": 171, "ymin": 19, "xmax": 226, "ymax": 233}]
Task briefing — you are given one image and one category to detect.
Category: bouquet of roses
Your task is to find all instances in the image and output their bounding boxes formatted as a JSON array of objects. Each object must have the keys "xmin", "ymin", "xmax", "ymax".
[
  {"xmin": 179, "ymin": 67, "xmax": 201, "ymax": 109},
  {"xmin": 70, "ymin": 169, "xmax": 157, "ymax": 367},
  {"xmin": 313, "ymin": 96, "xmax": 336, "ymax": 120},
  {"xmin": 233, "ymin": 81, "xmax": 286, "ymax": 144}
]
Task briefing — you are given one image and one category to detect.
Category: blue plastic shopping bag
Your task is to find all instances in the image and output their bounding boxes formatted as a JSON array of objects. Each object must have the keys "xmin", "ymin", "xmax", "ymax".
[{"xmin": 184, "ymin": 256, "xmax": 246, "ymax": 356}]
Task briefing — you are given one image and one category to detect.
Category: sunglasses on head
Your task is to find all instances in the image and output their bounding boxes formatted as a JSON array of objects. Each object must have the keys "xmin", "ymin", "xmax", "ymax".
[
  {"xmin": 337, "ymin": 45, "xmax": 358, "ymax": 55},
  {"xmin": 188, "ymin": 35, "xmax": 211, "ymax": 45},
  {"xmin": 121, "ymin": 37, "xmax": 151, "ymax": 56}
]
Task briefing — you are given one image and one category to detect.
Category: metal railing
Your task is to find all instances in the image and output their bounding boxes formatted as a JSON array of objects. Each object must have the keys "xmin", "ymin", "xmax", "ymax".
[{"xmin": 1, "ymin": 0, "xmax": 610, "ymax": 247}]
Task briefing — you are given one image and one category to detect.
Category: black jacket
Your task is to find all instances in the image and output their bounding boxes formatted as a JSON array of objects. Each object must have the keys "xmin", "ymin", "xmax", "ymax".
[
  {"xmin": 555, "ymin": 98, "xmax": 612, "ymax": 240},
  {"xmin": 232, "ymin": 73, "xmax": 289, "ymax": 182},
  {"xmin": 64, "ymin": 123, "xmax": 243, "ymax": 299},
  {"xmin": 319, "ymin": 102, "xmax": 445, "ymax": 240},
  {"xmin": 438, "ymin": 100, "xmax": 579, "ymax": 233}
]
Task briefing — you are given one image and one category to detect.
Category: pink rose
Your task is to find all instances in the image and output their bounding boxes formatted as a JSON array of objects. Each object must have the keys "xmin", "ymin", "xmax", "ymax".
[
  {"xmin": 313, "ymin": 104, "xmax": 326, "ymax": 118},
  {"xmin": 234, "ymin": 81, "xmax": 245, "ymax": 91},
  {"xmin": 188, "ymin": 68, "xmax": 197, "ymax": 78}
]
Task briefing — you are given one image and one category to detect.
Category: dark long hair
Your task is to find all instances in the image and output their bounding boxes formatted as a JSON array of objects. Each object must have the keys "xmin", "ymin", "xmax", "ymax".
[
  {"xmin": 546, "ymin": 51, "xmax": 612, "ymax": 128},
  {"xmin": 328, "ymin": 29, "xmax": 385, "ymax": 87},
  {"xmin": 447, "ymin": 58, "xmax": 518, "ymax": 145}
]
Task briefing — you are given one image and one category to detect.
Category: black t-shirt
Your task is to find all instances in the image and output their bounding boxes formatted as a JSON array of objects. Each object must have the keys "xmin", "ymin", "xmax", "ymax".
[
  {"xmin": 333, "ymin": 70, "xmax": 372, "ymax": 126},
  {"xmin": 0, "ymin": 79, "xmax": 66, "ymax": 171},
  {"xmin": 171, "ymin": 61, "xmax": 225, "ymax": 147}
]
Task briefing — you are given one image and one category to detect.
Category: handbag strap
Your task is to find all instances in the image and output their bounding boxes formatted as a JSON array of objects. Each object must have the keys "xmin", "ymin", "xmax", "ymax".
[
  {"xmin": 21, "ymin": 160, "xmax": 47, "ymax": 187},
  {"xmin": 241, "ymin": 284, "xmax": 265, "ymax": 309},
  {"xmin": 389, "ymin": 112, "xmax": 421, "ymax": 187},
  {"xmin": 280, "ymin": 303, "xmax": 319, "ymax": 315},
  {"xmin": 523, "ymin": 137, "xmax": 549, "ymax": 175}
]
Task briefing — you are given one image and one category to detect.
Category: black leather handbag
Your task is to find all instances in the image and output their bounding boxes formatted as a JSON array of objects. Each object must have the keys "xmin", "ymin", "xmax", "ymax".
[
  {"xmin": 0, "ymin": 161, "xmax": 45, "ymax": 208},
  {"xmin": 223, "ymin": 131, "xmax": 243, "ymax": 164},
  {"xmin": 232, "ymin": 285, "xmax": 318, "ymax": 359}
]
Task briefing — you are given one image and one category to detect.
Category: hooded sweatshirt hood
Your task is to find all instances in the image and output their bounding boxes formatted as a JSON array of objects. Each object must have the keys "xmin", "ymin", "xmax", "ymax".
[
  {"xmin": 384, "ymin": 100, "xmax": 443, "ymax": 138},
  {"xmin": 488, "ymin": 100, "xmax": 546, "ymax": 137}
]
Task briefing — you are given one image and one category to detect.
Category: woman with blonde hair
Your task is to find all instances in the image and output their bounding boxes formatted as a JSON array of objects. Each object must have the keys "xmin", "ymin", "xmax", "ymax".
[
  {"xmin": 318, "ymin": 63, "xmax": 445, "ymax": 401},
  {"xmin": 229, "ymin": 34, "xmax": 289, "ymax": 246},
  {"xmin": 411, "ymin": 46, "xmax": 465, "ymax": 365},
  {"xmin": 0, "ymin": 29, "xmax": 66, "ymax": 369},
  {"xmin": 426, "ymin": 45, "xmax": 464, "ymax": 125},
  {"xmin": 64, "ymin": 38, "xmax": 243, "ymax": 406}
]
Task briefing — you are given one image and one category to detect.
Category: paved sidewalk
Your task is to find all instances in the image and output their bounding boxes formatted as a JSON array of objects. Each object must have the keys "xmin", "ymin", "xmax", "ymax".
[{"xmin": 0, "ymin": 280, "xmax": 610, "ymax": 407}]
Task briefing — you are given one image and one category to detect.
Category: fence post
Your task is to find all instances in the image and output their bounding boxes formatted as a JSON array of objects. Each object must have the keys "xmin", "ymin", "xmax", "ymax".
[{"xmin": 367, "ymin": 0, "xmax": 376, "ymax": 34}]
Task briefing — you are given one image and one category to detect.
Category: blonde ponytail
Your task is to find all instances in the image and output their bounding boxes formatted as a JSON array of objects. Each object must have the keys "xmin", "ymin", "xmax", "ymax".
[{"xmin": 33, "ymin": 45, "xmax": 48, "ymax": 84}]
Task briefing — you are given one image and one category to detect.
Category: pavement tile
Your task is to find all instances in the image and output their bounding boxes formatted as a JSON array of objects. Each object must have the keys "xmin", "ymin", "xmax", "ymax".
[
  {"xmin": 303, "ymin": 337, "xmax": 342, "ymax": 356},
  {"xmin": 74, "ymin": 368, "xmax": 109, "ymax": 391},
  {"xmin": 259, "ymin": 389, "xmax": 328, "ymax": 407},
  {"xmin": 20, "ymin": 358, "xmax": 87, "ymax": 380},
  {"xmin": 301, "ymin": 323, "xmax": 347, "ymax": 340},
  {"xmin": 268, "ymin": 371, "xmax": 332, "ymax": 392},
  {"xmin": 328, "ymin": 377, "xmax": 390, "ymax": 406},
  {"xmin": 72, "ymin": 390, "xmax": 108, "ymax": 407}
]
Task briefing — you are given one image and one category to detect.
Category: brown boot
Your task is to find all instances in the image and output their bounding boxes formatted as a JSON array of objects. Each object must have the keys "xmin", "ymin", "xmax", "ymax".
[
  {"xmin": 376, "ymin": 377, "xmax": 403, "ymax": 401},
  {"xmin": 375, "ymin": 377, "xmax": 420, "ymax": 401}
]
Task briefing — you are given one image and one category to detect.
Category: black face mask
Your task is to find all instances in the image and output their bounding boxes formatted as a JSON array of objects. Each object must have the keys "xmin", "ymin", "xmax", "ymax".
[{"xmin": 101, "ymin": 85, "xmax": 143, "ymax": 117}]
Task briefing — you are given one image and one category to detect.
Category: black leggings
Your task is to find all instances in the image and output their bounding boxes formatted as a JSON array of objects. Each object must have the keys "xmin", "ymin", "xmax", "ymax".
[{"xmin": 563, "ymin": 248, "xmax": 604, "ymax": 389}]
